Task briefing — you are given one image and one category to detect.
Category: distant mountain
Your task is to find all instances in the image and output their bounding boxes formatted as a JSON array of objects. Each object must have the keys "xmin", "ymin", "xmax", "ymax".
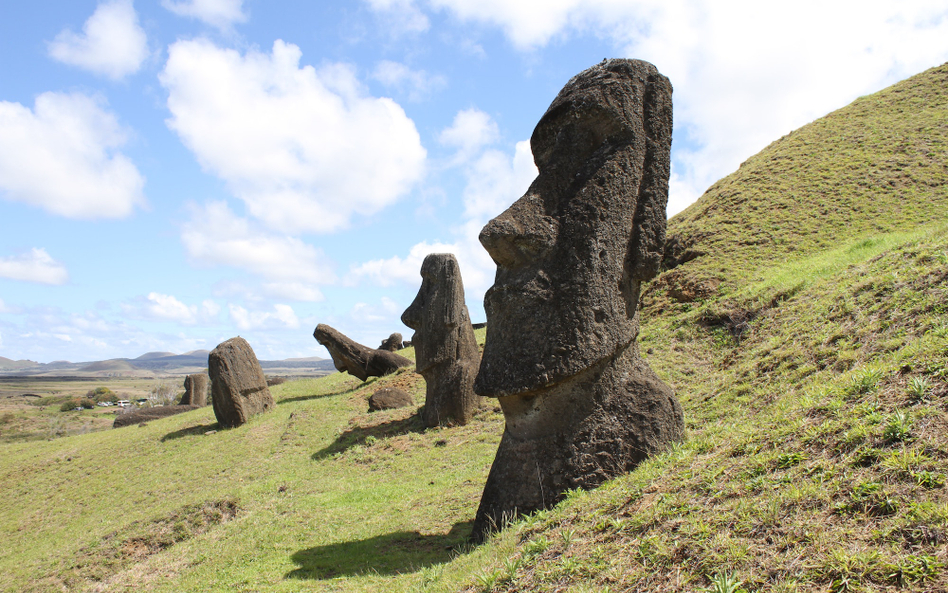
[
  {"xmin": 80, "ymin": 360, "xmax": 137, "ymax": 372},
  {"xmin": 0, "ymin": 350, "xmax": 332, "ymax": 377}
]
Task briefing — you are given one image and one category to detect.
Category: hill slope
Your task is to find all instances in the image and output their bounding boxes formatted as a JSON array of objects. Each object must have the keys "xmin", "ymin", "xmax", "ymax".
[{"xmin": 0, "ymin": 64, "xmax": 946, "ymax": 592}]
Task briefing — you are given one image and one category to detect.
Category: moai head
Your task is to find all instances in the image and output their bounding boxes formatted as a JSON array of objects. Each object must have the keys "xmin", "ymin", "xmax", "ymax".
[
  {"xmin": 401, "ymin": 253, "xmax": 472, "ymax": 375},
  {"xmin": 475, "ymin": 59, "xmax": 673, "ymax": 398}
]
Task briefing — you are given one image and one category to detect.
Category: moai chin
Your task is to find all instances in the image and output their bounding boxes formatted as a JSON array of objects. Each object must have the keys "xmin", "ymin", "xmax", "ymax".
[
  {"xmin": 402, "ymin": 253, "xmax": 482, "ymax": 427},
  {"xmin": 471, "ymin": 59, "xmax": 685, "ymax": 541}
]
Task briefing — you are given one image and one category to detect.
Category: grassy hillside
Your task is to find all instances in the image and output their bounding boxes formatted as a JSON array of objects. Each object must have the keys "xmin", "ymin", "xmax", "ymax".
[{"xmin": 1, "ymin": 63, "xmax": 946, "ymax": 592}]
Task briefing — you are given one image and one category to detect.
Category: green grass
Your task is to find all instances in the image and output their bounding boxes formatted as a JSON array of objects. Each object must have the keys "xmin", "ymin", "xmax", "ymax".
[{"xmin": 2, "ymin": 63, "xmax": 948, "ymax": 592}]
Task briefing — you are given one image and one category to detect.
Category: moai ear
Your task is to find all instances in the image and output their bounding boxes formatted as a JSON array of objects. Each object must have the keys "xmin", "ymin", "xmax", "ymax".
[{"xmin": 627, "ymin": 69, "xmax": 673, "ymax": 282}]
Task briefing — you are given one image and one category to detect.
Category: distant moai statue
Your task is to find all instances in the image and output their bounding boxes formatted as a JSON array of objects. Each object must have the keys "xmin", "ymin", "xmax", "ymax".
[
  {"xmin": 402, "ymin": 254, "xmax": 482, "ymax": 427},
  {"xmin": 378, "ymin": 333, "xmax": 404, "ymax": 351},
  {"xmin": 208, "ymin": 337, "xmax": 274, "ymax": 429},
  {"xmin": 181, "ymin": 373, "xmax": 208, "ymax": 406},
  {"xmin": 471, "ymin": 59, "xmax": 684, "ymax": 541},
  {"xmin": 313, "ymin": 324, "xmax": 412, "ymax": 381}
]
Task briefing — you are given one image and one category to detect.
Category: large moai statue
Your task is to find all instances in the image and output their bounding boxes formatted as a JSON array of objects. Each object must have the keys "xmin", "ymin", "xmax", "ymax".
[
  {"xmin": 181, "ymin": 373, "xmax": 208, "ymax": 406},
  {"xmin": 313, "ymin": 324, "xmax": 412, "ymax": 381},
  {"xmin": 401, "ymin": 254, "xmax": 482, "ymax": 427},
  {"xmin": 208, "ymin": 337, "xmax": 274, "ymax": 429},
  {"xmin": 471, "ymin": 59, "xmax": 685, "ymax": 541}
]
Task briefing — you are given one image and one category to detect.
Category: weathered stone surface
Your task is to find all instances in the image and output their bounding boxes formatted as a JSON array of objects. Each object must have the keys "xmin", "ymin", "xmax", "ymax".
[
  {"xmin": 368, "ymin": 386, "xmax": 413, "ymax": 411},
  {"xmin": 181, "ymin": 373, "xmax": 208, "ymax": 406},
  {"xmin": 378, "ymin": 333, "xmax": 403, "ymax": 351},
  {"xmin": 208, "ymin": 337, "xmax": 274, "ymax": 429},
  {"xmin": 471, "ymin": 59, "xmax": 684, "ymax": 541},
  {"xmin": 313, "ymin": 324, "xmax": 412, "ymax": 381},
  {"xmin": 402, "ymin": 253, "xmax": 482, "ymax": 427},
  {"xmin": 113, "ymin": 405, "xmax": 200, "ymax": 428}
]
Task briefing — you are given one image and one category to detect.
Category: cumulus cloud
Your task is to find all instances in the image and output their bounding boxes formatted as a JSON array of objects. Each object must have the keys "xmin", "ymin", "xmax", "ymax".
[
  {"xmin": 122, "ymin": 293, "xmax": 220, "ymax": 325},
  {"xmin": 372, "ymin": 60, "xmax": 446, "ymax": 101},
  {"xmin": 181, "ymin": 201, "xmax": 335, "ymax": 289},
  {"xmin": 0, "ymin": 92, "xmax": 145, "ymax": 219},
  {"xmin": 348, "ymin": 124, "xmax": 537, "ymax": 302},
  {"xmin": 439, "ymin": 108, "xmax": 500, "ymax": 165},
  {"xmin": 161, "ymin": 39, "xmax": 427, "ymax": 233},
  {"xmin": 0, "ymin": 249, "xmax": 69, "ymax": 285},
  {"xmin": 369, "ymin": 0, "xmax": 948, "ymax": 214},
  {"xmin": 47, "ymin": 0, "xmax": 148, "ymax": 79},
  {"xmin": 229, "ymin": 303, "xmax": 300, "ymax": 331},
  {"xmin": 364, "ymin": 0, "xmax": 430, "ymax": 34},
  {"xmin": 162, "ymin": 0, "xmax": 247, "ymax": 30}
]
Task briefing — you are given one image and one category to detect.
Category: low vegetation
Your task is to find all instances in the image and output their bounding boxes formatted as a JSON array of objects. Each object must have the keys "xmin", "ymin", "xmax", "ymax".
[{"xmin": 0, "ymin": 64, "xmax": 946, "ymax": 591}]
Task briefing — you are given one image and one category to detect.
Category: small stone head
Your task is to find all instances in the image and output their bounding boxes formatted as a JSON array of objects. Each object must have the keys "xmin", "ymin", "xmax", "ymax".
[
  {"xmin": 475, "ymin": 59, "xmax": 673, "ymax": 397},
  {"xmin": 401, "ymin": 253, "xmax": 468, "ymax": 374}
]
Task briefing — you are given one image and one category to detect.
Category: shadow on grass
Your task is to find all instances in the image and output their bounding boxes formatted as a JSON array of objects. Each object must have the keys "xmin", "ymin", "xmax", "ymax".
[
  {"xmin": 286, "ymin": 520, "xmax": 473, "ymax": 580},
  {"xmin": 160, "ymin": 422, "xmax": 219, "ymax": 441},
  {"xmin": 278, "ymin": 378, "xmax": 374, "ymax": 405},
  {"xmin": 311, "ymin": 412, "xmax": 425, "ymax": 460}
]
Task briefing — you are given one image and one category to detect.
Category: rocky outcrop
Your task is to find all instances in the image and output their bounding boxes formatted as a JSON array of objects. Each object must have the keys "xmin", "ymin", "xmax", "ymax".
[
  {"xmin": 208, "ymin": 337, "xmax": 274, "ymax": 429},
  {"xmin": 402, "ymin": 253, "xmax": 482, "ymax": 427},
  {"xmin": 368, "ymin": 387, "xmax": 413, "ymax": 411},
  {"xmin": 378, "ymin": 333, "xmax": 404, "ymax": 351},
  {"xmin": 181, "ymin": 373, "xmax": 208, "ymax": 406},
  {"xmin": 313, "ymin": 324, "xmax": 412, "ymax": 381},
  {"xmin": 471, "ymin": 59, "xmax": 685, "ymax": 541}
]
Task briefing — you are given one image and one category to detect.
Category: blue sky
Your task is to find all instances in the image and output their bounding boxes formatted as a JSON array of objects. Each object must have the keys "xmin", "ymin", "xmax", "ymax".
[{"xmin": 1, "ymin": 0, "xmax": 947, "ymax": 363}]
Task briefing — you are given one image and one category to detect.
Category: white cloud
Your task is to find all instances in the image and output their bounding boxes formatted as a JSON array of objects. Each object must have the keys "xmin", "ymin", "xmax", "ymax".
[
  {"xmin": 162, "ymin": 0, "xmax": 247, "ymax": 31},
  {"xmin": 348, "ymin": 240, "xmax": 460, "ymax": 287},
  {"xmin": 372, "ymin": 0, "xmax": 948, "ymax": 214},
  {"xmin": 229, "ymin": 303, "xmax": 300, "ymax": 331},
  {"xmin": 350, "ymin": 297, "xmax": 401, "ymax": 324},
  {"xmin": 181, "ymin": 201, "xmax": 336, "ymax": 289},
  {"xmin": 348, "ymin": 137, "xmax": 537, "ymax": 302},
  {"xmin": 122, "ymin": 292, "xmax": 220, "ymax": 325},
  {"xmin": 439, "ymin": 108, "xmax": 500, "ymax": 164},
  {"xmin": 372, "ymin": 60, "xmax": 446, "ymax": 101},
  {"xmin": 0, "ymin": 92, "xmax": 145, "ymax": 219},
  {"xmin": 0, "ymin": 249, "xmax": 69, "ymax": 285},
  {"xmin": 160, "ymin": 39, "xmax": 427, "ymax": 233},
  {"xmin": 364, "ymin": 0, "xmax": 430, "ymax": 34},
  {"xmin": 47, "ymin": 0, "xmax": 148, "ymax": 79}
]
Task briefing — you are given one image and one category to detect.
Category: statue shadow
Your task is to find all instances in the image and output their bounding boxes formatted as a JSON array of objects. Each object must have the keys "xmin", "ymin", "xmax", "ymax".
[
  {"xmin": 311, "ymin": 412, "xmax": 425, "ymax": 461},
  {"xmin": 278, "ymin": 379, "xmax": 374, "ymax": 405},
  {"xmin": 285, "ymin": 520, "xmax": 473, "ymax": 580},
  {"xmin": 160, "ymin": 422, "xmax": 220, "ymax": 441}
]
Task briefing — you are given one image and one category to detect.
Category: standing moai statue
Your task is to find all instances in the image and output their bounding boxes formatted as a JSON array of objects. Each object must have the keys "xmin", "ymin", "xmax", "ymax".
[
  {"xmin": 471, "ymin": 59, "xmax": 685, "ymax": 541},
  {"xmin": 313, "ymin": 324, "xmax": 412, "ymax": 381},
  {"xmin": 181, "ymin": 373, "xmax": 208, "ymax": 406},
  {"xmin": 208, "ymin": 337, "xmax": 274, "ymax": 429},
  {"xmin": 402, "ymin": 254, "xmax": 482, "ymax": 427}
]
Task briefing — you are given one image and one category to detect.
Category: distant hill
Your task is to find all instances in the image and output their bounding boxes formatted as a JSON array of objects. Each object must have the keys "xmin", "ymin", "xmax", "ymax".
[
  {"xmin": 0, "ymin": 349, "xmax": 332, "ymax": 377},
  {"xmin": 0, "ymin": 357, "xmax": 39, "ymax": 370},
  {"xmin": 79, "ymin": 360, "xmax": 137, "ymax": 372},
  {"xmin": 133, "ymin": 352, "xmax": 176, "ymax": 361}
]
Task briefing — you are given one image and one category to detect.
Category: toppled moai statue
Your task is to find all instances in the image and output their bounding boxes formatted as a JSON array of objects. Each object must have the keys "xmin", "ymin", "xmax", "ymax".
[
  {"xmin": 471, "ymin": 59, "xmax": 685, "ymax": 541},
  {"xmin": 368, "ymin": 386, "xmax": 413, "ymax": 411},
  {"xmin": 378, "ymin": 333, "xmax": 403, "ymax": 352},
  {"xmin": 113, "ymin": 405, "xmax": 200, "ymax": 428},
  {"xmin": 402, "ymin": 254, "xmax": 482, "ymax": 427},
  {"xmin": 180, "ymin": 373, "xmax": 208, "ymax": 406},
  {"xmin": 208, "ymin": 337, "xmax": 274, "ymax": 429},
  {"xmin": 313, "ymin": 324, "xmax": 412, "ymax": 381}
]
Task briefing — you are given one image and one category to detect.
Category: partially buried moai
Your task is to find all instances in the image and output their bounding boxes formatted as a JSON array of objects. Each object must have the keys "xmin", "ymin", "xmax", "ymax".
[
  {"xmin": 402, "ymin": 254, "xmax": 482, "ymax": 427},
  {"xmin": 181, "ymin": 373, "xmax": 207, "ymax": 406},
  {"xmin": 471, "ymin": 59, "xmax": 685, "ymax": 541},
  {"xmin": 208, "ymin": 337, "xmax": 274, "ymax": 429}
]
